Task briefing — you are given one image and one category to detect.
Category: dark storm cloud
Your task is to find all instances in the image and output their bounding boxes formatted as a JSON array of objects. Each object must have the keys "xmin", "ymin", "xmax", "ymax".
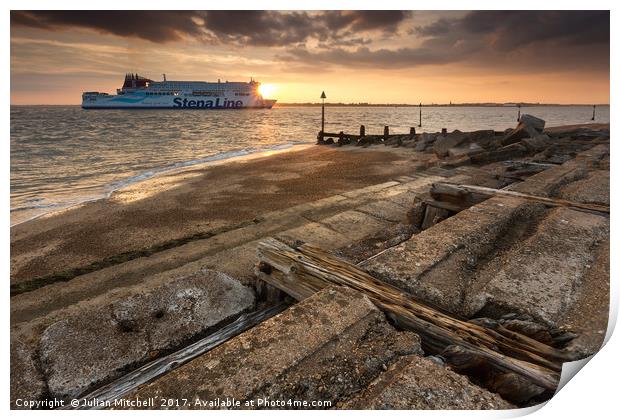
[
  {"xmin": 280, "ymin": 45, "xmax": 461, "ymax": 69},
  {"xmin": 203, "ymin": 11, "xmax": 411, "ymax": 46},
  {"xmin": 459, "ymin": 10, "xmax": 609, "ymax": 50},
  {"xmin": 11, "ymin": 10, "xmax": 609, "ymax": 71},
  {"xmin": 202, "ymin": 11, "xmax": 323, "ymax": 46},
  {"xmin": 414, "ymin": 18, "xmax": 453, "ymax": 36},
  {"xmin": 11, "ymin": 10, "xmax": 411, "ymax": 46},
  {"xmin": 11, "ymin": 11, "xmax": 203, "ymax": 43},
  {"xmin": 290, "ymin": 10, "xmax": 609, "ymax": 70},
  {"xmin": 323, "ymin": 10, "xmax": 410, "ymax": 32}
]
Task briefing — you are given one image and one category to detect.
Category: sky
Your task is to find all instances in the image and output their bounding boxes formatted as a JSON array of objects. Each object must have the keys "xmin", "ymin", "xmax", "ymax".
[{"xmin": 10, "ymin": 10, "xmax": 610, "ymax": 105}]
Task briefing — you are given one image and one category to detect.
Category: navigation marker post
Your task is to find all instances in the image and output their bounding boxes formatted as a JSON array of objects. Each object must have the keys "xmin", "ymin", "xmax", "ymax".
[
  {"xmin": 418, "ymin": 103, "xmax": 422, "ymax": 128},
  {"xmin": 320, "ymin": 91, "xmax": 327, "ymax": 142}
]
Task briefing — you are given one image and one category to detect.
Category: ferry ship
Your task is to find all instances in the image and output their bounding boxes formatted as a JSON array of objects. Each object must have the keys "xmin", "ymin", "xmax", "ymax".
[{"xmin": 82, "ymin": 74, "xmax": 277, "ymax": 109}]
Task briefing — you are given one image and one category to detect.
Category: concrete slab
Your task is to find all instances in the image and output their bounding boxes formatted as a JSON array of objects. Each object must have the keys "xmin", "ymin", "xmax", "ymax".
[
  {"xmin": 557, "ymin": 240, "xmax": 609, "ymax": 357},
  {"xmin": 342, "ymin": 355, "xmax": 513, "ymax": 409},
  {"xmin": 275, "ymin": 222, "xmax": 350, "ymax": 249},
  {"xmin": 39, "ymin": 269, "xmax": 254, "ymax": 400},
  {"xmin": 319, "ymin": 210, "xmax": 392, "ymax": 239},
  {"xmin": 466, "ymin": 207, "xmax": 609, "ymax": 327},
  {"xmin": 362, "ymin": 197, "xmax": 542, "ymax": 315},
  {"xmin": 129, "ymin": 287, "xmax": 423, "ymax": 409},
  {"xmin": 356, "ymin": 200, "xmax": 408, "ymax": 223},
  {"xmin": 10, "ymin": 339, "xmax": 47, "ymax": 409},
  {"xmin": 384, "ymin": 190, "xmax": 420, "ymax": 208},
  {"xmin": 341, "ymin": 181, "xmax": 401, "ymax": 199},
  {"xmin": 198, "ymin": 240, "xmax": 268, "ymax": 286},
  {"xmin": 557, "ymin": 170, "xmax": 609, "ymax": 205}
]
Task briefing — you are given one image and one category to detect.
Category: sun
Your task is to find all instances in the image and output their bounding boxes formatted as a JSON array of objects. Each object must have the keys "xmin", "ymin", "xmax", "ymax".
[{"xmin": 257, "ymin": 83, "xmax": 276, "ymax": 98}]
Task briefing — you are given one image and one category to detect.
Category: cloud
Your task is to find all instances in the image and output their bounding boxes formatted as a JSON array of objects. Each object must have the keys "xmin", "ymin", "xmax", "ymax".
[
  {"xmin": 459, "ymin": 10, "xmax": 609, "ymax": 50},
  {"xmin": 11, "ymin": 10, "xmax": 609, "ymax": 73},
  {"xmin": 323, "ymin": 10, "xmax": 410, "ymax": 33},
  {"xmin": 11, "ymin": 10, "xmax": 411, "ymax": 46},
  {"xmin": 11, "ymin": 11, "xmax": 203, "ymax": 43},
  {"xmin": 285, "ymin": 11, "xmax": 609, "ymax": 71},
  {"xmin": 279, "ymin": 45, "xmax": 466, "ymax": 69}
]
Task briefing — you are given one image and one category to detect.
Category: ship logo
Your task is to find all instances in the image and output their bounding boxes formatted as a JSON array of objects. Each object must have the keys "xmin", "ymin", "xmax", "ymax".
[{"xmin": 173, "ymin": 98, "xmax": 244, "ymax": 109}]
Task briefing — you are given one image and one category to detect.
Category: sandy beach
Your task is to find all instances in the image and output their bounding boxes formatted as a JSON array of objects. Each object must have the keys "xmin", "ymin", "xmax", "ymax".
[{"xmin": 10, "ymin": 145, "xmax": 430, "ymax": 289}]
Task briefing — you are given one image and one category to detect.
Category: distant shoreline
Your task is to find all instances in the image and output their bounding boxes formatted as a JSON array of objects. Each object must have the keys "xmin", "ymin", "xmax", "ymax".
[
  {"xmin": 11, "ymin": 103, "xmax": 610, "ymax": 107},
  {"xmin": 276, "ymin": 103, "xmax": 609, "ymax": 108}
]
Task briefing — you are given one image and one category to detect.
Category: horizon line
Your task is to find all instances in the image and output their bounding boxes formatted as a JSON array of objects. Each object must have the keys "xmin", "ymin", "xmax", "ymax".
[{"xmin": 10, "ymin": 102, "xmax": 610, "ymax": 107}]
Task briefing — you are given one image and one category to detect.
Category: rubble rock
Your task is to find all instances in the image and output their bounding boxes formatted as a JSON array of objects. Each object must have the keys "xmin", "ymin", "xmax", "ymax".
[
  {"xmin": 414, "ymin": 133, "xmax": 437, "ymax": 151},
  {"xmin": 448, "ymin": 143, "xmax": 483, "ymax": 158},
  {"xmin": 40, "ymin": 269, "xmax": 255, "ymax": 400},
  {"xmin": 521, "ymin": 134, "xmax": 551, "ymax": 152},
  {"xmin": 434, "ymin": 130, "xmax": 470, "ymax": 157},
  {"xmin": 520, "ymin": 114, "xmax": 546, "ymax": 133},
  {"xmin": 501, "ymin": 115, "xmax": 546, "ymax": 146},
  {"xmin": 421, "ymin": 132, "xmax": 437, "ymax": 144},
  {"xmin": 469, "ymin": 130, "xmax": 496, "ymax": 142},
  {"xmin": 384, "ymin": 135, "xmax": 407, "ymax": 146}
]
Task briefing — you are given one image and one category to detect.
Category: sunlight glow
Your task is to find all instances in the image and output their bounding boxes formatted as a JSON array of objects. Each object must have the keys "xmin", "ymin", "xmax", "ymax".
[{"xmin": 257, "ymin": 83, "xmax": 276, "ymax": 99}]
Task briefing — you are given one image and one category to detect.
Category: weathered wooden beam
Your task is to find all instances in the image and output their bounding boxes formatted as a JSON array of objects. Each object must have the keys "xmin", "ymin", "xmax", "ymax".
[
  {"xmin": 503, "ymin": 160, "xmax": 560, "ymax": 168},
  {"xmin": 256, "ymin": 238, "xmax": 578, "ymax": 391},
  {"xmin": 423, "ymin": 198, "xmax": 466, "ymax": 213},
  {"xmin": 430, "ymin": 183, "xmax": 489, "ymax": 208},
  {"xmin": 434, "ymin": 183, "xmax": 609, "ymax": 215},
  {"xmin": 321, "ymin": 131, "xmax": 361, "ymax": 139},
  {"xmin": 320, "ymin": 131, "xmax": 415, "ymax": 141},
  {"xmin": 68, "ymin": 302, "xmax": 289, "ymax": 409}
]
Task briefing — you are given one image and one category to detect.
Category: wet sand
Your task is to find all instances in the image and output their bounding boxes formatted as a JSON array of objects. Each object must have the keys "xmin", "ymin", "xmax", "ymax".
[{"xmin": 10, "ymin": 145, "xmax": 429, "ymax": 286}]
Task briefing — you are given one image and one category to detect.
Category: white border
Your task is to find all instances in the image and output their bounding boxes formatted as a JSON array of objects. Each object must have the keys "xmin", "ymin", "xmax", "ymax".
[{"xmin": 4, "ymin": 2, "xmax": 617, "ymax": 419}]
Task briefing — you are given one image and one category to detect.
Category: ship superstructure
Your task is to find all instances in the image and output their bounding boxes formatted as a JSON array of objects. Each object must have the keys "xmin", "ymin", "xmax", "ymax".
[{"xmin": 82, "ymin": 74, "xmax": 277, "ymax": 109}]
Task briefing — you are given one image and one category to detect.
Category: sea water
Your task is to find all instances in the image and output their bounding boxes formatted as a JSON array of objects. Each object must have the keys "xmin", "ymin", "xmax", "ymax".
[{"xmin": 10, "ymin": 105, "xmax": 609, "ymax": 226}]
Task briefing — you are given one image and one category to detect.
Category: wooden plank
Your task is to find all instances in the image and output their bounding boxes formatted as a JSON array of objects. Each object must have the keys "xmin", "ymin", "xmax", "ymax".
[
  {"xmin": 67, "ymin": 302, "xmax": 289, "ymax": 409},
  {"xmin": 429, "ymin": 183, "xmax": 489, "ymax": 208},
  {"xmin": 256, "ymin": 238, "xmax": 579, "ymax": 391},
  {"xmin": 503, "ymin": 160, "xmax": 560, "ymax": 168},
  {"xmin": 321, "ymin": 131, "xmax": 360, "ymax": 139},
  {"xmin": 436, "ymin": 183, "xmax": 609, "ymax": 214},
  {"xmin": 423, "ymin": 198, "xmax": 466, "ymax": 213}
]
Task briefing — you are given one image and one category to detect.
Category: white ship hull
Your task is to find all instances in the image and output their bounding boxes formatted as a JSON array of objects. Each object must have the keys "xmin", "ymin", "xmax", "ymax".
[
  {"xmin": 82, "ymin": 94, "xmax": 276, "ymax": 109},
  {"xmin": 82, "ymin": 74, "xmax": 277, "ymax": 110}
]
